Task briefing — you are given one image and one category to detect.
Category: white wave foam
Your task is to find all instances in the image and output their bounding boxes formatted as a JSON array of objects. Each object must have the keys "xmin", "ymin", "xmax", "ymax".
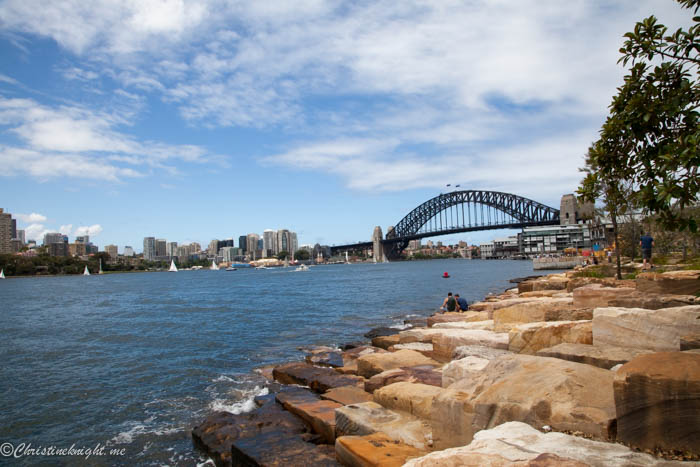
[
  {"xmin": 197, "ymin": 460, "xmax": 216, "ymax": 467},
  {"xmin": 212, "ymin": 375, "xmax": 236, "ymax": 383},
  {"xmin": 209, "ymin": 386, "xmax": 269, "ymax": 414},
  {"xmin": 110, "ymin": 423, "xmax": 180, "ymax": 444},
  {"xmin": 390, "ymin": 323, "xmax": 413, "ymax": 330}
]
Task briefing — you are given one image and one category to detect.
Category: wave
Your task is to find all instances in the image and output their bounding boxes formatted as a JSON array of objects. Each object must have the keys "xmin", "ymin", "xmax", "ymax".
[{"xmin": 209, "ymin": 386, "xmax": 269, "ymax": 414}]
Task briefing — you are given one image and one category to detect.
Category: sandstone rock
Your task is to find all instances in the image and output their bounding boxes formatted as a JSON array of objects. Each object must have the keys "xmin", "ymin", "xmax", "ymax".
[
  {"xmin": 365, "ymin": 326, "xmax": 404, "ymax": 339},
  {"xmin": 442, "ymin": 356, "xmax": 490, "ymax": 387},
  {"xmin": 356, "ymin": 349, "xmax": 439, "ymax": 379},
  {"xmin": 614, "ymin": 351, "xmax": 700, "ymax": 455},
  {"xmin": 566, "ymin": 276, "xmax": 636, "ymax": 292},
  {"xmin": 276, "ymin": 387, "xmax": 342, "ymax": 443},
  {"xmin": 508, "ymin": 321, "xmax": 592, "ymax": 355},
  {"xmin": 536, "ymin": 343, "xmax": 653, "ymax": 369},
  {"xmin": 427, "ymin": 311, "xmax": 489, "ymax": 327},
  {"xmin": 432, "ymin": 320, "xmax": 494, "ymax": 331},
  {"xmin": 336, "ymin": 361, "xmax": 359, "ymax": 375},
  {"xmin": 273, "ymin": 362, "xmax": 363, "ymax": 392},
  {"xmin": 517, "ymin": 274, "xmax": 569, "ymax": 293},
  {"xmin": 340, "ymin": 346, "xmax": 387, "ymax": 373},
  {"xmin": 453, "ymin": 345, "xmax": 512, "ymax": 361},
  {"xmin": 682, "ymin": 333, "xmax": 700, "ymax": 351},
  {"xmin": 373, "ymin": 382, "xmax": 444, "ymax": 420},
  {"xmin": 431, "ymin": 354, "xmax": 616, "ymax": 449},
  {"xmin": 335, "ymin": 432, "xmax": 426, "ymax": 467},
  {"xmin": 593, "ymin": 305, "xmax": 700, "ymax": 351},
  {"xmin": 432, "ymin": 329, "xmax": 509, "ymax": 360},
  {"xmin": 608, "ymin": 292, "xmax": 697, "ymax": 310},
  {"xmin": 637, "ymin": 270, "xmax": 700, "ymax": 296},
  {"xmin": 335, "ymin": 402, "xmax": 432, "ymax": 450},
  {"xmin": 403, "ymin": 316, "xmax": 428, "ymax": 327},
  {"xmin": 493, "ymin": 298, "xmax": 574, "ymax": 332},
  {"xmin": 231, "ymin": 431, "xmax": 339, "ymax": 466},
  {"xmin": 519, "ymin": 289, "xmax": 568, "ymax": 298},
  {"xmin": 387, "ymin": 342, "xmax": 433, "ymax": 357},
  {"xmin": 192, "ymin": 397, "xmax": 308, "ymax": 467},
  {"xmin": 469, "ymin": 298, "xmax": 544, "ymax": 316},
  {"xmin": 364, "ymin": 366, "xmax": 442, "ymax": 393},
  {"xmin": 306, "ymin": 350, "xmax": 344, "ymax": 368},
  {"xmin": 398, "ymin": 328, "xmax": 444, "ymax": 344},
  {"xmin": 322, "ymin": 385, "xmax": 373, "ymax": 406},
  {"xmin": 372, "ymin": 334, "xmax": 401, "ymax": 350},
  {"xmin": 572, "ymin": 284, "xmax": 637, "ymax": 308},
  {"xmin": 404, "ymin": 421, "xmax": 684, "ymax": 467}
]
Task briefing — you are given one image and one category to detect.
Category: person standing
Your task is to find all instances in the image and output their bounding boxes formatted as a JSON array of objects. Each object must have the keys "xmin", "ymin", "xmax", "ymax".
[
  {"xmin": 640, "ymin": 232, "xmax": 655, "ymax": 270},
  {"xmin": 441, "ymin": 292, "xmax": 457, "ymax": 312},
  {"xmin": 455, "ymin": 294, "xmax": 468, "ymax": 312}
]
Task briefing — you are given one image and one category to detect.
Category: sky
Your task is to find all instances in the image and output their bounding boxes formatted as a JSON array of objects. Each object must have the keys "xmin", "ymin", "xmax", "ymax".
[{"xmin": 0, "ymin": 0, "xmax": 692, "ymax": 251}]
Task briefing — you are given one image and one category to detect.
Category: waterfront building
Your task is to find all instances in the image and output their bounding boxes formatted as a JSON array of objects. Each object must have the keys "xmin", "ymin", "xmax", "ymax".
[
  {"xmin": 276, "ymin": 229, "xmax": 290, "ymax": 254},
  {"xmin": 16, "ymin": 229, "xmax": 25, "ymax": 244},
  {"xmin": 10, "ymin": 238, "xmax": 22, "ymax": 252},
  {"xmin": 68, "ymin": 242, "xmax": 87, "ymax": 256},
  {"xmin": 220, "ymin": 246, "xmax": 236, "ymax": 263},
  {"xmin": 290, "ymin": 232, "xmax": 298, "ymax": 254},
  {"xmin": 166, "ymin": 242, "xmax": 178, "ymax": 258},
  {"xmin": 519, "ymin": 224, "xmax": 593, "ymax": 255},
  {"xmin": 43, "ymin": 232, "xmax": 65, "ymax": 246},
  {"xmin": 48, "ymin": 242, "xmax": 69, "ymax": 257},
  {"xmin": 88, "ymin": 244, "xmax": 98, "ymax": 254},
  {"xmin": 190, "ymin": 242, "xmax": 202, "ymax": 253},
  {"xmin": 263, "ymin": 229, "xmax": 278, "ymax": 257},
  {"xmin": 123, "ymin": 246, "xmax": 134, "ymax": 257},
  {"xmin": 143, "ymin": 237, "xmax": 156, "ymax": 261},
  {"xmin": 0, "ymin": 208, "xmax": 12, "ymax": 254},
  {"xmin": 238, "ymin": 235, "xmax": 247, "ymax": 253},
  {"xmin": 105, "ymin": 244, "xmax": 118, "ymax": 259},
  {"xmin": 11, "ymin": 218, "xmax": 16, "ymax": 240},
  {"xmin": 246, "ymin": 233, "xmax": 260, "ymax": 260},
  {"xmin": 156, "ymin": 239, "xmax": 167, "ymax": 257},
  {"xmin": 75, "ymin": 235, "xmax": 90, "ymax": 244},
  {"xmin": 207, "ymin": 239, "xmax": 219, "ymax": 257},
  {"xmin": 176, "ymin": 244, "xmax": 191, "ymax": 263}
]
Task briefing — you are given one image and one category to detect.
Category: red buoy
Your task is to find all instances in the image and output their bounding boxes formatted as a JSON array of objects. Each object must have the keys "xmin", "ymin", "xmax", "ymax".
[{"xmin": 443, "ymin": 272, "xmax": 450, "ymax": 278}]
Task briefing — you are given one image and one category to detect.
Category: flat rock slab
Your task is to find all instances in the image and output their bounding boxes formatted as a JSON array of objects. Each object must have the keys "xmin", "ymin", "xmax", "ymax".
[
  {"xmin": 356, "ymin": 349, "xmax": 439, "ymax": 378},
  {"xmin": 432, "ymin": 320, "xmax": 494, "ymax": 331},
  {"xmin": 682, "ymin": 333, "xmax": 700, "ymax": 351},
  {"xmin": 566, "ymin": 276, "xmax": 636, "ymax": 292},
  {"xmin": 615, "ymin": 351, "xmax": 700, "ymax": 455},
  {"xmin": 192, "ymin": 398, "xmax": 309, "ymax": 467},
  {"xmin": 322, "ymin": 385, "xmax": 373, "ymax": 406},
  {"xmin": 427, "ymin": 311, "xmax": 489, "ymax": 327},
  {"xmin": 387, "ymin": 342, "xmax": 434, "ymax": 357},
  {"xmin": 364, "ymin": 365, "xmax": 442, "ymax": 393},
  {"xmin": 432, "ymin": 354, "xmax": 616, "ymax": 449},
  {"xmin": 335, "ymin": 432, "xmax": 426, "ymax": 467},
  {"xmin": 573, "ymin": 284, "xmax": 637, "ymax": 308},
  {"xmin": 273, "ymin": 362, "xmax": 363, "ymax": 392},
  {"xmin": 517, "ymin": 275, "xmax": 569, "ymax": 293},
  {"xmin": 608, "ymin": 292, "xmax": 697, "ymax": 310},
  {"xmin": 404, "ymin": 421, "xmax": 686, "ymax": 467},
  {"xmin": 432, "ymin": 329, "xmax": 509, "ymax": 360},
  {"xmin": 306, "ymin": 351, "xmax": 344, "ymax": 368},
  {"xmin": 398, "ymin": 328, "xmax": 445, "ymax": 344},
  {"xmin": 335, "ymin": 402, "xmax": 433, "ymax": 450},
  {"xmin": 508, "ymin": 320, "xmax": 592, "ymax": 355},
  {"xmin": 469, "ymin": 297, "xmax": 545, "ymax": 316},
  {"xmin": 373, "ymin": 382, "xmax": 444, "ymax": 420},
  {"xmin": 453, "ymin": 344, "xmax": 511, "ymax": 361},
  {"xmin": 593, "ymin": 305, "xmax": 700, "ymax": 351},
  {"xmin": 535, "ymin": 343, "xmax": 653, "ymax": 370},
  {"xmin": 231, "ymin": 430, "xmax": 339, "ymax": 466},
  {"xmin": 636, "ymin": 270, "xmax": 700, "ymax": 296},
  {"xmin": 442, "ymin": 356, "xmax": 490, "ymax": 387},
  {"xmin": 276, "ymin": 386, "xmax": 342, "ymax": 443},
  {"xmin": 372, "ymin": 334, "xmax": 401, "ymax": 350}
]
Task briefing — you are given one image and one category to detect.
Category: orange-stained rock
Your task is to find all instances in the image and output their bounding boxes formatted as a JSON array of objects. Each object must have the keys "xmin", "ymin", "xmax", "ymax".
[
  {"xmin": 508, "ymin": 321, "xmax": 592, "ymax": 355},
  {"xmin": 517, "ymin": 275, "xmax": 569, "ymax": 293},
  {"xmin": 335, "ymin": 432, "xmax": 426, "ymax": 467},
  {"xmin": 321, "ymin": 385, "xmax": 373, "ymax": 406},
  {"xmin": 273, "ymin": 361, "xmax": 364, "ymax": 392},
  {"xmin": 608, "ymin": 292, "xmax": 697, "ymax": 310},
  {"xmin": 636, "ymin": 270, "xmax": 700, "ymax": 296},
  {"xmin": 535, "ymin": 343, "xmax": 652, "ymax": 370},
  {"xmin": 432, "ymin": 329, "xmax": 509, "ymax": 360},
  {"xmin": 614, "ymin": 351, "xmax": 700, "ymax": 455},
  {"xmin": 565, "ymin": 276, "xmax": 636, "ymax": 293},
  {"xmin": 428, "ymin": 311, "xmax": 489, "ymax": 327},
  {"xmin": 276, "ymin": 387, "xmax": 342, "ymax": 443},
  {"xmin": 492, "ymin": 298, "xmax": 574, "ymax": 332},
  {"xmin": 372, "ymin": 334, "xmax": 400, "ymax": 350},
  {"xmin": 373, "ymin": 382, "xmax": 444, "ymax": 420},
  {"xmin": 356, "ymin": 349, "xmax": 438, "ymax": 379},
  {"xmin": 572, "ymin": 284, "xmax": 636, "ymax": 308},
  {"xmin": 364, "ymin": 365, "xmax": 442, "ymax": 393}
]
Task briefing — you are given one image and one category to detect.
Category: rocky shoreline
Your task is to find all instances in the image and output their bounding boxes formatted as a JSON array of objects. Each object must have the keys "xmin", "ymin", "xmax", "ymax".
[{"xmin": 192, "ymin": 267, "xmax": 700, "ymax": 466}]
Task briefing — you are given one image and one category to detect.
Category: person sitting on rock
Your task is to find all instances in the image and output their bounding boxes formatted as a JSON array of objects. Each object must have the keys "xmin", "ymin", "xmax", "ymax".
[
  {"xmin": 455, "ymin": 294, "xmax": 468, "ymax": 312},
  {"xmin": 441, "ymin": 292, "xmax": 456, "ymax": 312}
]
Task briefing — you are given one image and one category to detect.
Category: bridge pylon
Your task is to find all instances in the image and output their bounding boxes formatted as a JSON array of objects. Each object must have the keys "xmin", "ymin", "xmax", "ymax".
[{"xmin": 372, "ymin": 226, "xmax": 388, "ymax": 263}]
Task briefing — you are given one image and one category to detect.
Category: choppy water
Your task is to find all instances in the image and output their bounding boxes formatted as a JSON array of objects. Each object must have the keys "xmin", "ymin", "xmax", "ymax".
[{"xmin": 0, "ymin": 259, "xmax": 538, "ymax": 466}]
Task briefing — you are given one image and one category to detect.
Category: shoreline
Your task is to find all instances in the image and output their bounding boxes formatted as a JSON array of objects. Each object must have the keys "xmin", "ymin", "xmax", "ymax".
[{"xmin": 192, "ymin": 264, "xmax": 700, "ymax": 466}]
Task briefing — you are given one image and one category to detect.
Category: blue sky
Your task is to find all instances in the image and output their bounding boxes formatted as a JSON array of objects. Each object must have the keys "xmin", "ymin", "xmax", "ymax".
[{"xmin": 0, "ymin": 0, "xmax": 691, "ymax": 251}]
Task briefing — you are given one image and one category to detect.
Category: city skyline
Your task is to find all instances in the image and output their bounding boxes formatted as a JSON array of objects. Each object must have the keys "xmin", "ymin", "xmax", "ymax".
[{"xmin": 0, "ymin": 1, "xmax": 693, "ymax": 250}]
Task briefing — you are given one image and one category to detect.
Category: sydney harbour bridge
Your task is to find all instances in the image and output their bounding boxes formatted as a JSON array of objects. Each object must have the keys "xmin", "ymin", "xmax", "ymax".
[{"xmin": 330, "ymin": 190, "xmax": 562, "ymax": 261}]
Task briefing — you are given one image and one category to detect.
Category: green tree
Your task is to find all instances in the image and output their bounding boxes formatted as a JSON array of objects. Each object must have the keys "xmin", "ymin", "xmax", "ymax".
[
  {"xmin": 294, "ymin": 249, "xmax": 310, "ymax": 261},
  {"xmin": 277, "ymin": 250, "xmax": 290, "ymax": 260},
  {"xmin": 592, "ymin": 0, "xmax": 700, "ymax": 232}
]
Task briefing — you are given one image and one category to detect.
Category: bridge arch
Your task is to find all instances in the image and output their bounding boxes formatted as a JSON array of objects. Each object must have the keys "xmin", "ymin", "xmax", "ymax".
[{"xmin": 384, "ymin": 190, "xmax": 560, "ymax": 259}]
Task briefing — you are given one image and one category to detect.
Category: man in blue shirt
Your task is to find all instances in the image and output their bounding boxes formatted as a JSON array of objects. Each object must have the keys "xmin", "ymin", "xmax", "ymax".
[
  {"xmin": 640, "ymin": 233, "xmax": 655, "ymax": 270},
  {"xmin": 455, "ymin": 294, "xmax": 468, "ymax": 312}
]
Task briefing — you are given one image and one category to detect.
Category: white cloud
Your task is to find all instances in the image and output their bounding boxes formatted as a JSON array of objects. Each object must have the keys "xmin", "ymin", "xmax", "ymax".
[
  {"xmin": 74, "ymin": 224, "xmax": 103, "ymax": 237},
  {"xmin": 59, "ymin": 224, "xmax": 73, "ymax": 236},
  {"xmin": 15, "ymin": 212, "xmax": 47, "ymax": 223},
  {"xmin": 24, "ymin": 223, "xmax": 50, "ymax": 242}
]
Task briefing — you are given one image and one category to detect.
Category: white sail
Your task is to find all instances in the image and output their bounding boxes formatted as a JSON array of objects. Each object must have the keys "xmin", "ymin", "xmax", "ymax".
[
  {"xmin": 83, "ymin": 265, "xmax": 90, "ymax": 276},
  {"xmin": 99, "ymin": 259, "xmax": 104, "ymax": 274},
  {"xmin": 169, "ymin": 259, "xmax": 178, "ymax": 272},
  {"xmin": 210, "ymin": 260, "xmax": 217, "ymax": 271},
  {"xmin": 0, "ymin": 269, "xmax": 5, "ymax": 279}
]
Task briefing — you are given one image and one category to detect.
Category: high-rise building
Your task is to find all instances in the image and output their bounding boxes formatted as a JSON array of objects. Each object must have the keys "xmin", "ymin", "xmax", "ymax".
[
  {"xmin": 69, "ymin": 243, "xmax": 87, "ymax": 256},
  {"xmin": 221, "ymin": 246, "xmax": 236, "ymax": 262},
  {"xmin": 166, "ymin": 242, "xmax": 178, "ymax": 258},
  {"xmin": 105, "ymin": 244, "xmax": 118, "ymax": 259},
  {"xmin": 290, "ymin": 232, "xmax": 298, "ymax": 254},
  {"xmin": 123, "ymin": 246, "xmax": 134, "ymax": 257},
  {"xmin": 156, "ymin": 239, "xmax": 167, "ymax": 257},
  {"xmin": 48, "ymin": 242, "xmax": 69, "ymax": 257},
  {"xmin": 263, "ymin": 229, "xmax": 278, "ymax": 257},
  {"xmin": 75, "ymin": 235, "xmax": 90, "ymax": 244},
  {"xmin": 246, "ymin": 233, "xmax": 260, "ymax": 260},
  {"xmin": 277, "ymin": 229, "xmax": 290, "ymax": 253},
  {"xmin": 0, "ymin": 208, "xmax": 12, "ymax": 254},
  {"xmin": 143, "ymin": 237, "xmax": 156, "ymax": 260},
  {"xmin": 176, "ymin": 244, "xmax": 191, "ymax": 262},
  {"xmin": 43, "ymin": 232, "xmax": 65, "ymax": 246},
  {"xmin": 239, "ymin": 235, "xmax": 247, "ymax": 252},
  {"xmin": 208, "ymin": 239, "xmax": 219, "ymax": 257},
  {"xmin": 16, "ymin": 229, "xmax": 25, "ymax": 244},
  {"xmin": 190, "ymin": 242, "xmax": 202, "ymax": 253},
  {"xmin": 11, "ymin": 218, "xmax": 16, "ymax": 240}
]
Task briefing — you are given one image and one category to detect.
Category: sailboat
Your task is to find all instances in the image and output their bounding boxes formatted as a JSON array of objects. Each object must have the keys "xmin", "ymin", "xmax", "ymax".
[
  {"xmin": 0, "ymin": 269, "xmax": 5, "ymax": 279},
  {"xmin": 83, "ymin": 265, "xmax": 90, "ymax": 276},
  {"xmin": 99, "ymin": 259, "xmax": 104, "ymax": 274},
  {"xmin": 169, "ymin": 259, "xmax": 178, "ymax": 272},
  {"xmin": 210, "ymin": 260, "xmax": 218, "ymax": 271}
]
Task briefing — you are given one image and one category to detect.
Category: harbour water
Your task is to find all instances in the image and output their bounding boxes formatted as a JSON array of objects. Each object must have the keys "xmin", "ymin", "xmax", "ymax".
[{"xmin": 0, "ymin": 259, "xmax": 539, "ymax": 466}]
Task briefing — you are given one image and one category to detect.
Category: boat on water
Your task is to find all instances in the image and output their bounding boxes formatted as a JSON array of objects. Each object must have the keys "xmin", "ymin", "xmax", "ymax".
[
  {"xmin": 255, "ymin": 266, "xmax": 269, "ymax": 270},
  {"xmin": 225, "ymin": 267, "xmax": 237, "ymax": 271},
  {"xmin": 0, "ymin": 269, "xmax": 5, "ymax": 279},
  {"xmin": 169, "ymin": 260, "xmax": 178, "ymax": 272},
  {"xmin": 83, "ymin": 265, "xmax": 91, "ymax": 276},
  {"xmin": 295, "ymin": 264, "xmax": 309, "ymax": 271},
  {"xmin": 210, "ymin": 260, "xmax": 218, "ymax": 271}
]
